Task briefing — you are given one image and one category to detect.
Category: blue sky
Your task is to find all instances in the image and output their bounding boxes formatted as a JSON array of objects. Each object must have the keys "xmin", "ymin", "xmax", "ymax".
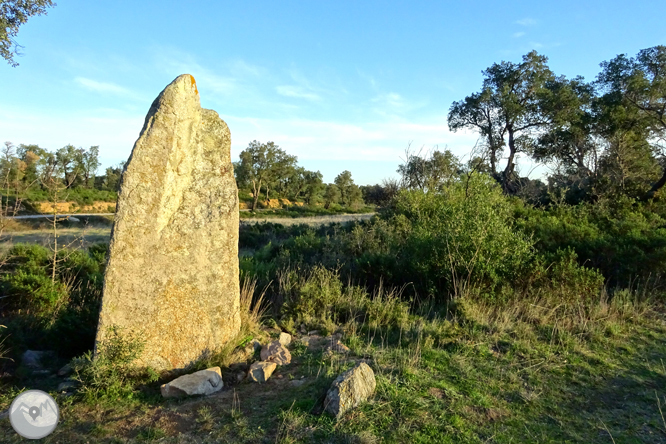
[{"xmin": 1, "ymin": 0, "xmax": 665, "ymax": 185}]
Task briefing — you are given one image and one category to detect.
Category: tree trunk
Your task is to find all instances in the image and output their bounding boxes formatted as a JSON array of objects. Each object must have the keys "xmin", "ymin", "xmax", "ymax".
[
  {"xmin": 502, "ymin": 127, "xmax": 517, "ymax": 193},
  {"xmin": 251, "ymin": 179, "xmax": 261, "ymax": 210},
  {"xmin": 645, "ymin": 167, "xmax": 666, "ymax": 200}
]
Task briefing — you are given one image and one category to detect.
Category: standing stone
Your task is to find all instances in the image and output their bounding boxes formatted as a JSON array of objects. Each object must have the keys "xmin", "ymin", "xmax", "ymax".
[{"xmin": 96, "ymin": 74, "xmax": 240, "ymax": 371}]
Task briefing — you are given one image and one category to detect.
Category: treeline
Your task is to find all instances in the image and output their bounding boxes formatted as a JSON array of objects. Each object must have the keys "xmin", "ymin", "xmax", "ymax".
[
  {"xmin": 234, "ymin": 140, "xmax": 367, "ymax": 210},
  {"xmin": 446, "ymin": 45, "xmax": 666, "ymax": 204},
  {"xmin": 1, "ymin": 142, "xmax": 124, "ymax": 204}
]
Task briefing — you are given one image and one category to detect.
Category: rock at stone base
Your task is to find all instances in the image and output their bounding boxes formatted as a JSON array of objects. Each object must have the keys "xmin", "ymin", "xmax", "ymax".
[
  {"xmin": 244, "ymin": 339, "xmax": 262, "ymax": 356},
  {"xmin": 160, "ymin": 367, "xmax": 224, "ymax": 398},
  {"xmin": 278, "ymin": 332, "xmax": 292, "ymax": 346},
  {"xmin": 57, "ymin": 364, "xmax": 73, "ymax": 377},
  {"xmin": 260, "ymin": 341, "xmax": 292, "ymax": 365},
  {"xmin": 248, "ymin": 361, "xmax": 277, "ymax": 383},
  {"xmin": 324, "ymin": 362, "xmax": 376, "ymax": 418},
  {"xmin": 21, "ymin": 350, "xmax": 54, "ymax": 369},
  {"xmin": 325, "ymin": 339, "xmax": 350, "ymax": 354},
  {"xmin": 57, "ymin": 380, "xmax": 80, "ymax": 392}
]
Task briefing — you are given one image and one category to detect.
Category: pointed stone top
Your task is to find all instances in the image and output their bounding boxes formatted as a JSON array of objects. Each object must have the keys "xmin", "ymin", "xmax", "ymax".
[{"xmin": 172, "ymin": 73, "xmax": 199, "ymax": 96}]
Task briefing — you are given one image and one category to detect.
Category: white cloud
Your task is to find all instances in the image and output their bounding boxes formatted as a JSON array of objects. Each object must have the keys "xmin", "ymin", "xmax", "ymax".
[
  {"xmin": 74, "ymin": 77, "xmax": 131, "ymax": 95},
  {"xmin": 0, "ymin": 106, "xmax": 143, "ymax": 166},
  {"xmin": 223, "ymin": 114, "xmax": 480, "ymax": 165},
  {"xmin": 275, "ymin": 85, "xmax": 321, "ymax": 101},
  {"xmin": 513, "ymin": 31, "xmax": 526, "ymax": 38},
  {"xmin": 515, "ymin": 18, "xmax": 537, "ymax": 26}
]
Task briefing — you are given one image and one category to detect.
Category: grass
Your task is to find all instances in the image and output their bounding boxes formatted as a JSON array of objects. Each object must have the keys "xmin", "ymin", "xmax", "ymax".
[
  {"xmin": 1, "ymin": 284, "xmax": 664, "ymax": 443},
  {"xmin": 1, "ymin": 194, "xmax": 665, "ymax": 442}
]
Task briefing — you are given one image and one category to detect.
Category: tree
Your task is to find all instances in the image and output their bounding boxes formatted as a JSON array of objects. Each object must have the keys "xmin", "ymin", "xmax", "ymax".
[
  {"xmin": 333, "ymin": 170, "xmax": 364, "ymax": 207},
  {"xmin": 77, "ymin": 146, "xmax": 100, "ymax": 188},
  {"xmin": 596, "ymin": 46, "xmax": 666, "ymax": 199},
  {"xmin": 397, "ymin": 146, "xmax": 461, "ymax": 192},
  {"xmin": 448, "ymin": 51, "xmax": 556, "ymax": 192},
  {"xmin": 16, "ymin": 143, "xmax": 44, "ymax": 186},
  {"xmin": 533, "ymin": 78, "xmax": 598, "ymax": 177},
  {"xmin": 302, "ymin": 170, "xmax": 324, "ymax": 205},
  {"xmin": 100, "ymin": 162, "xmax": 125, "ymax": 191},
  {"xmin": 1, "ymin": 0, "xmax": 55, "ymax": 67},
  {"xmin": 323, "ymin": 184, "xmax": 341, "ymax": 209},
  {"xmin": 55, "ymin": 144, "xmax": 82, "ymax": 188},
  {"xmin": 236, "ymin": 141, "xmax": 297, "ymax": 210}
]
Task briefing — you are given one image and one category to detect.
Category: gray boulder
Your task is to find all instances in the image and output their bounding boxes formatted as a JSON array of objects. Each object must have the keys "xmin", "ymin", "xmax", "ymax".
[
  {"xmin": 324, "ymin": 362, "xmax": 376, "ymax": 418},
  {"xmin": 57, "ymin": 380, "xmax": 80, "ymax": 392},
  {"xmin": 21, "ymin": 350, "xmax": 54, "ymax": 369},
  {"xmin": 248, "ymin": 361, "xmax": 277, "ymax": 383},
  {"xmin": 57, "ymin": 363, "xmax": 73, "ymax": 377},
  {"xmin": 160, "ymin": 367, "xmax": 224, "ymax": 398},
  {"xmin": 260, "ymin": 341, "xmax": 291, "ymax": 365}
]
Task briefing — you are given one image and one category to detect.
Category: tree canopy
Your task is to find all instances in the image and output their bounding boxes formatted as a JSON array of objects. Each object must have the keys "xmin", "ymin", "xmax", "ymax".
[{"xmin": 1, "ymin": 0, "xmax": 55, "ymax": 66}]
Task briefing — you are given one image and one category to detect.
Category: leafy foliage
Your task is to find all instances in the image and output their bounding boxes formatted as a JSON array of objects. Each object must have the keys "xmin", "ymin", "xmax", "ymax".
[{"xmin": 0, "ymin": 0, "xmax": 55, "ymax": 66}]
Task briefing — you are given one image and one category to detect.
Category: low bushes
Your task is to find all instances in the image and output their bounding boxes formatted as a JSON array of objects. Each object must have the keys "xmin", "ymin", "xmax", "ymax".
[{"xmin": 0, "ymin": 243, "xmax": 106, "ymax": 359}]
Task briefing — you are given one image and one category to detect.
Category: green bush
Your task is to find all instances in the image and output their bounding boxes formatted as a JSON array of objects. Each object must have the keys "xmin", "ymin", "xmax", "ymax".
[
  {"xmin": 349, "ymin": 174, "xmax": 535, "ymax": 299},
  {"xmin": 0, "ymin": 243, "xmax": 106, "ymax": 358},
  {"xmin": 515, "ymin": 196, "xmax": 666, "ymax": 287},
  {"xmin": 279, "ymin": 266, "xmax": 410, "ymax": 334},
  {"xmin": 72, "ymin": 326, "xmax": 158, "ymax": 404}
]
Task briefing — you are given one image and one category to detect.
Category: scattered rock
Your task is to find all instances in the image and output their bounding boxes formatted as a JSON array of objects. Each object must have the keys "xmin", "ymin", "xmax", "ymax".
[
  {"xmin": 325, "ymin": 339, "xmax": 350, "ymax": 355},
  {"xmin": 57, "ymin": 364, "xmax": 73, "ymax": 377},
  {"xmin": 290, "ymin": 378, "xmax": 306, "ymax": 387},
  {"xmin": 97, "ymin": 74, "xmax": 241, "ymax": 371},
  {"xmin": 236, "ymin": 371, "xmax": 246, "ymax": 382},
  {"xmin": 57, "ymin": 380, "xmax": 80, "ymax": 392},
  {"xmin": 307, "ymin": 330, "xmax": 320, "ymax": 336},
  {"xmin": 324, "ymin": 362, "xmax": 376, "ymax": 418},
  {"xmin": 21, "ymin": 350, "xmax": 53, "ymax": 369},
  {"xmin": 278, "ymin": 332, "xmax": 292, "ymax": 346},
  {"xmin": 248, "ymin": 361, "xmax": 277, "ymax": 383},
  {"xmin": 260, "ymin": 341, "xmax": 292, "ymax": 365},
  {"xmin": 160, "ymin": 367, "xmax": 224, "ymax": 398},
  {"xmin": 244, "ymin": 339, "xmax": 262, "ymax": 356},
  {"xmin": 68, "ymin": 216, "xmax": 80, "ymax": 223}
]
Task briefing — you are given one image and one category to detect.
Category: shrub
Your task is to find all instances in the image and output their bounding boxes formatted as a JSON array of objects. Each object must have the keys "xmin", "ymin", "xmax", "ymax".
[
  {"xmin": 72, "ymin": 326, "xmax": 157, "ymax": 403},
  {"xmin": 349, "ymin": 174, "xmax": 535, "ymax": 300},
  {"xmin": 515, "ymin": 196, "xmax": 666, "ymax": 287},
  {"xmin": 279, "ymin": 266, "xmax": 410, "ymax": 334},
  {"xmin": 0, "ymin": 243, "xmax": 105, "ymax": 358}
]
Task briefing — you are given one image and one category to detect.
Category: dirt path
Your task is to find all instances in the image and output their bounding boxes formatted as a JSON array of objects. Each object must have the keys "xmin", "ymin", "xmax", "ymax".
[
  {"xmin": 240, "ymin": 213, "xmax": 375, "ymax": 226},
  {"xmin": 0, "ymin": 214, "xmax": 375, "ymax": 252}
]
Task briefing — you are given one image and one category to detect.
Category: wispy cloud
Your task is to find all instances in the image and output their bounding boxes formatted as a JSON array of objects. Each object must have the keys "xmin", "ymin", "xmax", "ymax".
[
  {"xmin": 276, "ymin": 85, "xmax": 321, "ymax": 101},
  {"xmin": 74, "ymin": 77, "xmax": 131, "ymax": 95},
  {"xmin": 513, "ymin": 31, "xmax": 526, "ymax": 38},
  {"xmin": 515, "ymin": 18, "xmax": 537, "ymax": 26}
]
